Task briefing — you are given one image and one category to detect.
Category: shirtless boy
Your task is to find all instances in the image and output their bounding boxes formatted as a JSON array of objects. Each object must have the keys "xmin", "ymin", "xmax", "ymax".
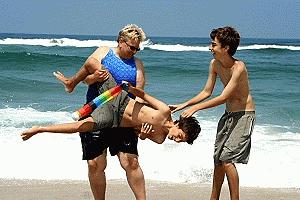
[
  {"xmin": 21, "ymin": 74, "xmax": 201, "ymax": 145},
  {"xmin": 171, "ymin": 26, "xmax": 255, "ymax": 200}
]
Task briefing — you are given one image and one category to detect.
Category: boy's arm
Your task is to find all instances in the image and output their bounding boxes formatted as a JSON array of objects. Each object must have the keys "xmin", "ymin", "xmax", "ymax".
[
  {"xmin": 171, "ymin": 60, "xmax": 217, "ymax": 113},
  {"xmin": 127, "ymin": 85, "xmax": 170, "ymax": 115},
  {"xmin": 181, "ymin": 62, "xmax": 243, "ymax": 117},
  {"xmin": 185, "ymin": 62, "xmax": 217, "ymax": 105},
  {"xmin": 21, "ymin": 117, "xmax": 95, "ymax": 141}
]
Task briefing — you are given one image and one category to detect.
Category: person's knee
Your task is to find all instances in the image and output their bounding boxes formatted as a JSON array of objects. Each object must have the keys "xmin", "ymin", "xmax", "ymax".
[
  {"xmin": 85, "ymin": 57, "xmax": 101, "ymax": 71},
  {"xmin": 87, "ymin": 157, "xmax": 107, "ymax": 174},
  {"xmin": 222, "ymin": 162, "xmax": 235, "ymax": 168},
  {"xmin": 119, "ymin": 154, "xmax": 140, "ymax": 171}
]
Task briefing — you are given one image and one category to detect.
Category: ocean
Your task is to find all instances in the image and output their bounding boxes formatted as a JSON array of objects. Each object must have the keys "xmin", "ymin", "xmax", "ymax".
[{"xmin": 0, "ymin": 33, "xmax": 299, "ymax": 188}]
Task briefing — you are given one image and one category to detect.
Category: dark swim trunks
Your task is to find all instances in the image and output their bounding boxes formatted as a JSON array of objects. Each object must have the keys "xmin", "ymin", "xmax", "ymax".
[
  {"xmin": 214, "ymin": 111, "xmax": 255, "ymax": 165},
  {"xmin": 80, "ymin": 75, "xmax": 137, "ymax": 160},
  {"xmin": 81, "ymin": 48, "xmax": 139, "ymax": 160},
  {"xmin": 80, "ymin": 127, "xmax": 138, "ymax": 160}
]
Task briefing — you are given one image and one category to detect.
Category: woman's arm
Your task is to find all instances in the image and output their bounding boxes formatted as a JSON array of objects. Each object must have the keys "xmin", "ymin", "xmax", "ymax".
[{"xmin": 133, "ymin": 57, "xmax": 146, "ymax": 103}]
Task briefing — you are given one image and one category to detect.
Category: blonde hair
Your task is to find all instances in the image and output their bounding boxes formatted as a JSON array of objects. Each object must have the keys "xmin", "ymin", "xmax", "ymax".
[{"xmin": 117, "ymin": 24, "xmax": 146, "ymax": 42}]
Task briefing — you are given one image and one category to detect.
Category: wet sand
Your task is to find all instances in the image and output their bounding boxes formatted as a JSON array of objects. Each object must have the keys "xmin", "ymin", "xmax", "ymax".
[{"xmin": 0, "ymin": 179, "xmax": 299, "ymax": 200}]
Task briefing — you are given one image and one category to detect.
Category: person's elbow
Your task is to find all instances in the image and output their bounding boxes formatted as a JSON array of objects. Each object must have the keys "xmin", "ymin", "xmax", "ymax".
[
  {"xmin": 218, "ymin": 93, "xmax": 229, "ymax": 104},
  {"xmin": 155, "ymin": 138, "xmax": 165, "ymax": 144},
  {"xmin": 202, "ymin": 89, "xmax": 213, "ymax": 99}
]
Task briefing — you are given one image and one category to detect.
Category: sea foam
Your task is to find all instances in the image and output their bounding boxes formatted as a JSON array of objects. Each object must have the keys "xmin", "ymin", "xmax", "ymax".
[
  {"xmin": 0, "ymin": 107, "xmax": 299, "ymax": 187},
  {"xmin": 1, "ymin": 38, "xmax": 299, "ymax": 51}
]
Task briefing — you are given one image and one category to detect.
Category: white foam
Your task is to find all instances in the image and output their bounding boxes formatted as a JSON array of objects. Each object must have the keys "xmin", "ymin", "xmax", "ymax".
[
  {"xmin": 238, "ymin": 44, "xmax": 300, "ymax": 51},
  {"xmin": 1, "ymin": 37, "xmax": 299, "ymax": 51},
  {"xmin": 0, "ymin": 107, "xmax": 71, "ymax": 128},
  {"xmin": 0, "ymin": 107, "xmax": 300, "ymax": 187},
  {"xmin": 0, "ymin": 38, "xmax": 117, "ymax": 48},
  {"xmin": 147, "ymin": 44, "xmax": 210, "ymax": 52}
]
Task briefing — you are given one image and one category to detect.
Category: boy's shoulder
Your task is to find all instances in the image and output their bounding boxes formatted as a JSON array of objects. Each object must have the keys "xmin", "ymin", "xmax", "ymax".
[
  {"xmin": 233, "ymin": 60, "xmax": 247, "ymax": 72},
  {"xmin": 210, "ymin": 59, "xmax": 222, "ymax": 68}
]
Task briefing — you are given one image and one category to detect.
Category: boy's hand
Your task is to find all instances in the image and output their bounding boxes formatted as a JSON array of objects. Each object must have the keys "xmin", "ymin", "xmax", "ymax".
[
  {"xmin": 123, "ymin": 82, "xmax": 145, "ymax": 98},
  {"xmin": 169, "ymin": 103, "xmax": 188, "ymax": 114},
  {"xmin": 93, "ymin": 69, "xmax": 109, "ymax": 82},
  {"xmin": 139, "ymin": 123, "xmax": 154, "ymax": 140},
  {"xmin": 180, "ymin": 106, "xmax": 197, "ymax": 118}
]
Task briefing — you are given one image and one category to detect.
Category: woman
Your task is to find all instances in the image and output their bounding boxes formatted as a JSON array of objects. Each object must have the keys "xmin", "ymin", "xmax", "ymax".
[{"xmin": 54, "ymin": 24, "xmax": 147, "ymax": 200}]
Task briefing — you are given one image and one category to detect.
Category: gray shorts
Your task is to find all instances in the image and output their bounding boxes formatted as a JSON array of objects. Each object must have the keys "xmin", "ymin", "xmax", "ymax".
[
  {"xmin": 90, "ymin": 75, "xmax": 130, "ymax": 131},
  {"xmin": 214, "ymin": 111, "xmax": 255, "ymax": 165}
]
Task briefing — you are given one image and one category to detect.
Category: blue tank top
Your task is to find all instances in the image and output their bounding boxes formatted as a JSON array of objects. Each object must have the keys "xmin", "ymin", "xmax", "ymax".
[{"xmin": 86, "ymin": 49, "xmax": 137, "ymax": 103}]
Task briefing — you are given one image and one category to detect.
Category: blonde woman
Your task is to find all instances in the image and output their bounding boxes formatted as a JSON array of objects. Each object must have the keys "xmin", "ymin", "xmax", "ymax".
[{"xmin": 54, "ymin": 24, "xmax": 147, "ymax": 200}]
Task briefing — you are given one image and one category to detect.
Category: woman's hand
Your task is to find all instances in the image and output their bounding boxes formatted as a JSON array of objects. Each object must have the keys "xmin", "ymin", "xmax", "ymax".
[
  {"xmin": 84, "ymin": 69, "xmax": 109, "ymax": 85},
  {"xmin": 139, "ymin": 123, "xmax": 154, "ymax": 140},
  {"xmin": 93, "ymin": 69, "xmax": 109, "ymax": 82}
]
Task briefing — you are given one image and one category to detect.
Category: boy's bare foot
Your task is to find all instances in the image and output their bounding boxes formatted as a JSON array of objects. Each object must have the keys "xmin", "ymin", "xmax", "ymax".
[
  {"xmin": 53, "ymin": 71, "xmax": 74, "ymax": 93},
  {"xmin": 21, "ymin": 126, "xmax": 40, "ymax": 141}
]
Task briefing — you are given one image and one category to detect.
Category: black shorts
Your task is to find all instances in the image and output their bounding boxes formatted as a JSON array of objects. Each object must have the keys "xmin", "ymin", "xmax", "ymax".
[{"xmin": 80, "ymin": 127, "xmax": 138, "ymax": 160}]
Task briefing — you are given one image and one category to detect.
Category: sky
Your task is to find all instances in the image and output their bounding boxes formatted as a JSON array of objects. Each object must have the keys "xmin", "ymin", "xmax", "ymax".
[{"xmin": 0, "ymin": 0, "xmax": 299, "ymax": 39}]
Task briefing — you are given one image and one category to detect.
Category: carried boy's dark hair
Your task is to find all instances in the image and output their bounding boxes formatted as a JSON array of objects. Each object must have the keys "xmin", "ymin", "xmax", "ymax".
[
  {"xmin": 175, "ymin": 116, "xmax": 201, "ymax": 145},
  {"xmin": 210, "ymin": 26, "xmax": 240, "ymax": 56}
]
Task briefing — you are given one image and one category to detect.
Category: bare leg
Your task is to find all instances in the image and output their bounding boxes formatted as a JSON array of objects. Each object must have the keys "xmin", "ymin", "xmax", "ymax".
[
  {"xmin": 210, "ymin": 164, "xmax": 225, "ymax": 200},
  {"xmin": 224, "ymin": 163, "xmax": 239, "ymax": 200},
  {"xmin": 53, "ymin": 71, "xmax": 76, "ymax": 93},
  {"xmin": 54, "ymin": 57, "xmax": 102, "ymax": 93},
  {"xmin": 21, "ymin": 117, "xmax": 95, "ymax": 141},
  {"xmin": 118, "ymin": 152, "xmax": 146, "ymax": 200},
  {"xmin": 88, "ymin": 152, "xmax": 108, "ymax": 200}
]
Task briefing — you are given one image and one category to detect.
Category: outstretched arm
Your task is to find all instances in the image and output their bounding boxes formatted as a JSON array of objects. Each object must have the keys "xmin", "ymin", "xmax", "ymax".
[
  {"xmin": 21, "ymin": 117, "xmax": 95, "ymax": 141},
  {"xmin": 127, "ymin": 84, "xmax": 170, "ymax": 115},
  {"xmin": 171, "ymin": 60, "xmax": 217, "ymax": 113},
  {"xmin": 181, "ymin": 61, "xmax": 244, "ymax": 118}
]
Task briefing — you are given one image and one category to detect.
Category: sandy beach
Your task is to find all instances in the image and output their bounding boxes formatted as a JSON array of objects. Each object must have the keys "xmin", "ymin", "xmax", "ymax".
[{"xmin": 0, "ymin": 179, "xmax": 299, "ymax": 200}]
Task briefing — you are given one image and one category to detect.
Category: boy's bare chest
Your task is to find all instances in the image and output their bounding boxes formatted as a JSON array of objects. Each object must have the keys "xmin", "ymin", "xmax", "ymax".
[{"xmin": 217, "ymin": 69, "xmax": 232, "ymax": 85}]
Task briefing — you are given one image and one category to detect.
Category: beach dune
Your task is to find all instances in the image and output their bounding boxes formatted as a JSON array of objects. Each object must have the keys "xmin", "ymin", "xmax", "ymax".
[{"xmin": 0, "ymin": 179, "xmax": 299, "ymax": 200}]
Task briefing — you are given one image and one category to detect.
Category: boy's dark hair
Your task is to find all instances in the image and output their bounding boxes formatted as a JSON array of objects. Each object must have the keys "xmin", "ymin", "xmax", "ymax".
[
  {"xmin": 210, "ymin": 26, "xmax": 240, "ymax": 56},
  {"xmin": 175, "ymin": 116, "xmax": 201, "ymax": 145}
]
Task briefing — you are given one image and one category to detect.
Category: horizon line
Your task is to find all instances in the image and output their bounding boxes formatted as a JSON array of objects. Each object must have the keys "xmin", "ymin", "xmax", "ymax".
[{"xmin": 0, "ymin": 32, "xmax": 299, "ymax": 41}]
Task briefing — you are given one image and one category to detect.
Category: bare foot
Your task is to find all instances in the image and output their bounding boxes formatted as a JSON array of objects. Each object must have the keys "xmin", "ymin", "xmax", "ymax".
[
  {"xmin": 53, "ymin": 71, "xmax": 74, "ymax": 93},
  {"xmin": 21, "ymin": 126, "xmax": 40, "ymax": 141}
]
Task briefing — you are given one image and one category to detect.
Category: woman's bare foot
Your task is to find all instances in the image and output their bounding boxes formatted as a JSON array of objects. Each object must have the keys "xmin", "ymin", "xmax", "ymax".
[
  {"xmin": 53, "ymin": 71, "xmax": 75, "ymax": 93},
  {"xmin": 21, "ymin": 126, "xmax": 40, "ymax": 141}
]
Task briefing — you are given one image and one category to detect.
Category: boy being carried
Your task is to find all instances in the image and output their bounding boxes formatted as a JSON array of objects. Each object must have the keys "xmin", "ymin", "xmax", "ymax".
[{"xmin": 21, "ymin": 75, "xmax": 201, "ymax": 144}]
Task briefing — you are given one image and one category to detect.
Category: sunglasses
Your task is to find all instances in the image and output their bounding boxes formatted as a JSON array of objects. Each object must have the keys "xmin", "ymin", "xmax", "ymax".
[{"xmin": 125, "ymin": 41, "xmax": 140, "ymax": 52}]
